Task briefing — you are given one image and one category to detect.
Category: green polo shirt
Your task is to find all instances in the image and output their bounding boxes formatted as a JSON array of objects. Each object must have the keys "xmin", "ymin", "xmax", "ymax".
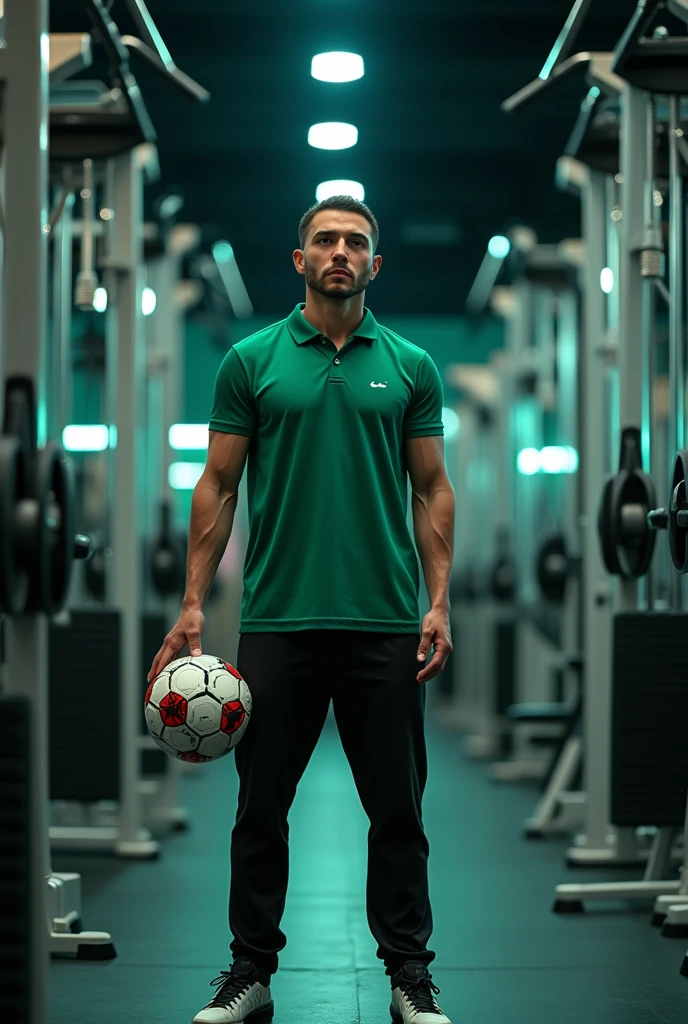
[{"xmin": 208, "ymin": 303, "xmax": 445, "ymax": 633}]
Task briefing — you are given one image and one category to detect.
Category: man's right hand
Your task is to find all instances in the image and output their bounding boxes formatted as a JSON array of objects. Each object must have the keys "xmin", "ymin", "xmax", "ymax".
[{"xmin": 147, "ymin": 605, "xmax": 206, "ymax": 682}]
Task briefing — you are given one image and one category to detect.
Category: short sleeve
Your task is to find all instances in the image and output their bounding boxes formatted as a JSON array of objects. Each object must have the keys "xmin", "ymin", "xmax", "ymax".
[
  {"xmin": 208, "ymin": 346, "xmax": 256, "ymax": 436},
  {"xmin": 403, "ymin": 352, "xmax": 445, "ymax": 438}
]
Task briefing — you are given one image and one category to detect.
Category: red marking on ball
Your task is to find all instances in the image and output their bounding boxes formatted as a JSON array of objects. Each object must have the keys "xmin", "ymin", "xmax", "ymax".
[
  {"xmin": 159, "ymin": 692, "xmax": 188, "ymax": 727},
  {"xmin": 222, "ymin": 700, "xmax": 246, "ymax": 735},
  {"xmin": 178, "ymin": 750, "xmax": 213, "ymax": 763}
]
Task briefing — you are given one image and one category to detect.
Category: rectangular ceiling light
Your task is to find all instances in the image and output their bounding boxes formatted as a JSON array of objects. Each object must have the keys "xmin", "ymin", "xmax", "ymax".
[
  {"xmin": 517, "ymin": 446, "xmax": 579, "ymax": 475},
  {"xmin": 311, "ymin": 52, "xmax": 364, "ymax": 82},
  {"xmin": 308, "ymin": 122, "xmax": 358, "ymax": 150},
  {"xmin": 169, "ymin": 423, "xmax": 210, "ymax": 450},
  {"xmin": 316, "ymin": 180, "xmax": 365, "ymax": 202},
  {"xmin": 62, "ymin": 424, "xmax": 111, "ymax": 452},
  {"xmin": 169, "ymin": 461, "xmax": 205, "ymax": 490}
]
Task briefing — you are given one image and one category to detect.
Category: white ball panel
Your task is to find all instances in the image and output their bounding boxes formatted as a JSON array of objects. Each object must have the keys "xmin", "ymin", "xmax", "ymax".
[
  {"xmin": 172, "ymin": 664, "xmax": 207, "ymax": 697},
  {"xmin": 186, "ymin": 695, "xmax": 223, "ymax": 736},
  {"xmin": 149, "ymin": 674, "xmax": 171, "ymax": 706},
  {"xmin": 145, "ymin": 703, "xmax": 164, "ymax": 738},
  {"xmin": 194, "ymin": 654, "xmax": 226, "ymax": 670},
  {"xmin": 197, "ymin": 731, "xmax": 233, "ymax": 759},
  {"xmin": 238, "ymin": 678, "xmax": 252, "ymax": 714},
  {"xmin": 166, "ymin": 656, "xmax": 193, "ymax": 672},
  {"xmin": 207, "ymin": 668, "xmax": 240, "ymax": 701},
  {"xmin": 150, "ymin": 732, "xmax": 180, "ymax": 758},
  {"xmin": 162, "ymin": 723, "xmax": 200, "ymax": 753}
]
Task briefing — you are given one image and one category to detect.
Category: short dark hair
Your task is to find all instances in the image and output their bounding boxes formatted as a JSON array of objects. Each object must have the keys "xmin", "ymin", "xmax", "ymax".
[{"xmin": 298, "ymin": 195, "xmax": 379, "ymax": 252}]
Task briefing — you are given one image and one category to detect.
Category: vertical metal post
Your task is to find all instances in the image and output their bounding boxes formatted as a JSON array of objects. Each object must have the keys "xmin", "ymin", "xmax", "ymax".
[
  {"xmin": 50, "ymin": 188, "xmax": 75, "ymax": 440},
  {"xmin": 139, "ymin": 253, "xmax": 185, "ymax": 826},
  {"xmin": 474, "ymin": 406, "xmax": 498, "ymax": 753},
  {"xmin": 148, "ymin": 251, "xmax": 179, "ymax": 503},
  {"xmin": 142, "ymin": 295, "xmax": 161, "ymax": 564},
  {"xmin": 617, "ymin": 84, "xmax": 650, "ymax": 613},
  {"xmin": 669, "ymin": 95, "xmax": 685, "ymax": 611},
  {"xmin": 104, "ymin": 149, "xmax": 158, "ymax": 858},
  {"xmin": 568, "ymin": 167, "xmax": 616, "ymax": 862},
  {"xmin": 1, "ymin": 0, "xmax": 50, "ymax": 1021},
  {"xmin": 601, "ymin": 82, "xmax": 650, "ymax": 862},
  {"xmin": 556, "ymin": 285, "xmax": 581, "ymax": 659},
  {"xmin": 605, "ymin": 175, "xmax": 621, "ymax": 480},
  {"xmin": 458, "ymin": 403, "xmax": 479, "ymax": 730},
  {"xmin": 511, "ymin": 279, "xmax": 537, "ymax": 603},
  {"xmin": 494, "ymin": 350, "xmax": 512, "ymax": 539}
]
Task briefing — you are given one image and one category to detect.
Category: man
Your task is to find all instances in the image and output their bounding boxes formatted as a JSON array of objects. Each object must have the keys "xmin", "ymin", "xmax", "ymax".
[{"xmin": 148, "ymin": 196, "xmax": 456, "ymax": 1024}]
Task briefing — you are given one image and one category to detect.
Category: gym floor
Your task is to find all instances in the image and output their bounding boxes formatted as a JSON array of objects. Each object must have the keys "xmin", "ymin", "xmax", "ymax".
[{"xmin": 51, "ymin": 708, "xmax": 687, "ymax": 1024}]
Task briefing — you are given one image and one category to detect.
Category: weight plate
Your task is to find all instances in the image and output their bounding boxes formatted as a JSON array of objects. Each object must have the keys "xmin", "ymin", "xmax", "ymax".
[
  {"xmin": 598, "ymin": 474, "xmax": 623, "ymax": 575},
  {"xmin": 25, "ymin": 442, "xmax": 76, "ymax": 615},
  {"xmin": 598, "ymin": 466, "xmax": 657, "ymax": 580},
  {"xmin": 48, "ymin": 446, "xmax": 76, "ymax": 613},
  {"xmin": 0, "ymin": 436, "xmax": 30, "ymax": 615},
  {"xmin": 616, "ymin": 470, "xmax": 656, "ymax": 579},
  {"xmin": 669, "ymin": 450, "xmax": 688, "ymax": 574}
]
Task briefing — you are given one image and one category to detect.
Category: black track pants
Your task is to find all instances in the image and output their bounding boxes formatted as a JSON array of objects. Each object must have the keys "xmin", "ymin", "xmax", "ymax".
[{"xmin": 228, "ymin": 630, "xmax": 435, "ymax": 978}]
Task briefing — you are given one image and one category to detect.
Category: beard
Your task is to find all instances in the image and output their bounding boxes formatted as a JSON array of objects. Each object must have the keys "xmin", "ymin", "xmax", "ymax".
[{"xmin": 304, "ymin": 259, "xmax": 372, "ymax": 300}]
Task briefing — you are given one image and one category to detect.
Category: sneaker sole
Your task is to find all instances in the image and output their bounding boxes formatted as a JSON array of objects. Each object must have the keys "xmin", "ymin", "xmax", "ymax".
[{"xmin": 192, "ymin": 1000, "xmax": 274, "ymax": 1024}]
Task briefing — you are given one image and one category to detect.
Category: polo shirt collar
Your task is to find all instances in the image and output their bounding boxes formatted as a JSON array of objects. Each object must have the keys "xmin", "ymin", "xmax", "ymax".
[{"xmin": 287, "ymin": 303, "xmax": 378, "ymax": 345}]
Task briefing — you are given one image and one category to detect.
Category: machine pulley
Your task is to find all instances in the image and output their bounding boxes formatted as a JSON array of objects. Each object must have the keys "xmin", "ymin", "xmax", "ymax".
[
  {"xmin": 648, "ymin": 450, "xmax": 688, "ymax": 574},
  {"xmin": 597, "ymin": 426, "xmax": 656, "ymax": 579},
  {"xmin": 535, "ymin": 532, "xmax": 577, "ymax": 604}
]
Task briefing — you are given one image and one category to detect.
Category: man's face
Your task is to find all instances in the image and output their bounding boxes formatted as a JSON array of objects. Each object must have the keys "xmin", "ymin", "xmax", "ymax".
[{"xmin": 294, "ymin": 210, "xmax": 382, "ymax": 299}]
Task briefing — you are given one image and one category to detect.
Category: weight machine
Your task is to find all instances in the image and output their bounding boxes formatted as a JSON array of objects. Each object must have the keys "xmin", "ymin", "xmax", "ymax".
[
  {"xmin": 504, "ymin": 1, "xmax": 688, "ymax": 968},
  {"xmin": 137, "ymin": 214, "xmax": 202, "ymax": 827},
  {"xmin": 0, "ymin": 3, "xmax": 95, "ymax": 1020},
  {"xmin": 0, "ymin": 3, "xmax": 209, "ymax": 1019},
  {"xmin": 463, "ymin": 229, "xmax": 585, "ymax": 824},
  {"xmin": 46, "ymin": 0, "xmax": 208, "ymax": 866}
]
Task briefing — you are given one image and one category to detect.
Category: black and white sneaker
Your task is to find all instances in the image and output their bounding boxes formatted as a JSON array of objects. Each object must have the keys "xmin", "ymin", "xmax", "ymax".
[
  {"xmin": 191, "ymin": 959, "xmax": 274, "ymax": 1023},
  {"xmin": 390, "ymin": 961, "xmax": 452, "ymax": 1024}
]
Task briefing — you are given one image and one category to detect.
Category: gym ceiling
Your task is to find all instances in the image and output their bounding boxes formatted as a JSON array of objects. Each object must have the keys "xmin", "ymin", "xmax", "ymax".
[{"xmin": 52, "ymin": 0, "xmax": 640, "ymax": 316}]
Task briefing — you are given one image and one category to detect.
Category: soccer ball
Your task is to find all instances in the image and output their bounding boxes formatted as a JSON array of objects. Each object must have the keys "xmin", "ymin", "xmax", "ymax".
[{"xmin": 144, "ymin": 654, "xmax": 251, "ymax": 763}]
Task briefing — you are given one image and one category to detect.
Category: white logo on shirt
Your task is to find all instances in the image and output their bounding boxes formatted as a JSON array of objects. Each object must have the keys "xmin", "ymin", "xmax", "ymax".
[{"xmin": 370, "ymin": 381, "xmax": 388, "ymax": 388}]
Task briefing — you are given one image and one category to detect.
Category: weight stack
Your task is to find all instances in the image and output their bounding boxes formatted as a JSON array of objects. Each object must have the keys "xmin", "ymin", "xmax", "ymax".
[
  {"xmin": 611, "ymin": 612, "xmax": 688, "ymax": 827},
  {"xmin": 494, "ymin": 618, "xmax": 516, "ymax": 717},
  {"xmin": 49, "ymin": 610, "xmax": 121, "ymax": 801},
  {"xmin": 0, "ymin": 696, "xmax": 32, "ymax": 1024}
]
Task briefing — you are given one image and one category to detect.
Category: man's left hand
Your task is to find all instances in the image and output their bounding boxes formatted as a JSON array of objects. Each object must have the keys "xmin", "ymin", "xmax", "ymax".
[{"xmin": 416, "ymin": 607, "xmax": 453, "ymax": 684}]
